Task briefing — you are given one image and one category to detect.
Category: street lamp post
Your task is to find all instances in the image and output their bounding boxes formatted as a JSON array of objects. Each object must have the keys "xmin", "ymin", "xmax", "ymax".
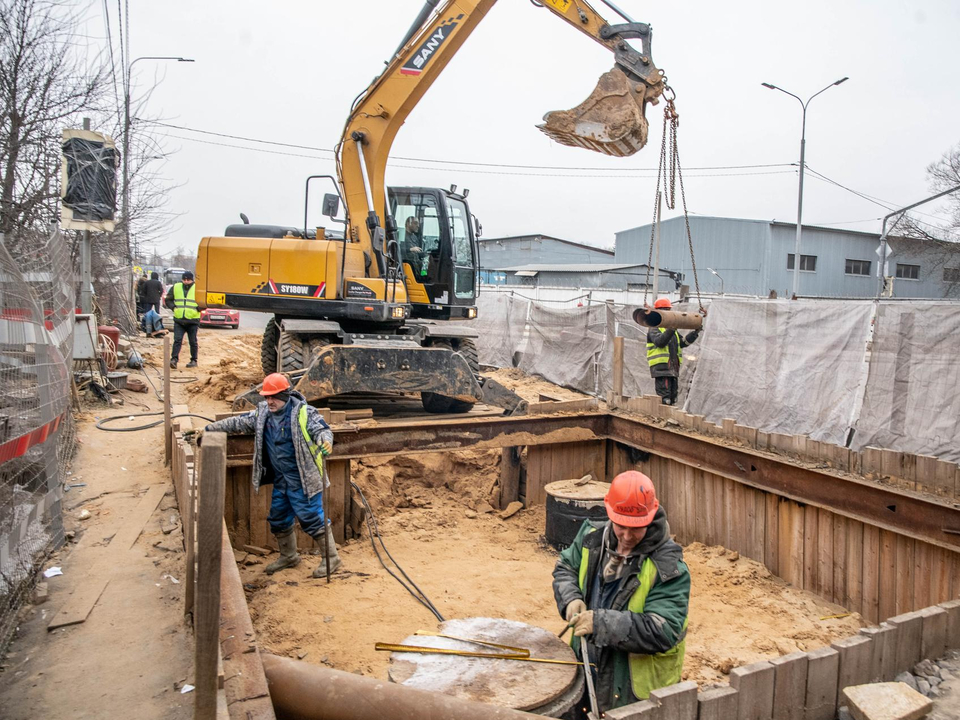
[
  {"xmin": 123, "ymin": 56, "xmax": 194, "ymax": 262},
  {"xmin": 707, "ymin": 267, "xmax": 724, "ymax": 295},
  {"xmin": 761, "ymin": 77, "xmax": 848, "ymax": 297}
]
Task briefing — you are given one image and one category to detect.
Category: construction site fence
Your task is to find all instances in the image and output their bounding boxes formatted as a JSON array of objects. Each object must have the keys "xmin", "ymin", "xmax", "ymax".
[
  {"xmin": 470, "ymin": 292, "xmax": 960, "ymax": 463},
  {"xmin": 0, "ymin": 228, "xmax": 77, "ymax": 656}
]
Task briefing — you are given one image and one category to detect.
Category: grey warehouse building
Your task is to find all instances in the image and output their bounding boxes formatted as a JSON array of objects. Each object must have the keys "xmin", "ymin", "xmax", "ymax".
[
  {"xmin": 614, "ymin": 216, "xmax": 960, "ymax": 299},
  {"xmin": 479, "ymin": 234, "xmax": 613, "ymax": 271},
  {"xmin": 482, "ymin": 262, "xmax": 678, "ymax": 290}
]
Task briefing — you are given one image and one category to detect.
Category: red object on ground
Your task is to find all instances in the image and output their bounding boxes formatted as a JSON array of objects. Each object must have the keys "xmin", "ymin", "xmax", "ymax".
[
  {"xmin": 98, "ymin": 325, "xmax": 120, "ymax": 350},
  {"xmin": 199, "ymin": 308, "xmax": 240, "ymax": 329}
]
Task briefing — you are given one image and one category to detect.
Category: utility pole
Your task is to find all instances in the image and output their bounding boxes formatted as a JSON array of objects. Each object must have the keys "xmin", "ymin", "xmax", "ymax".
[
  {"xmin": 123, "ymin": 56, "xmax": 194, "ymax": 263},
  {"xmin": 762, "ymin": 77, "xmax": 848, "ymax": 297},
  {"xmin": 80, "ymin": 117, "xmax": 94, "ymax": 314}
]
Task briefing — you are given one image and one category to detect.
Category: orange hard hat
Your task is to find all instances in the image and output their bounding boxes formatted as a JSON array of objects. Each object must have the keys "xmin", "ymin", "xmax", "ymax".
[
  {"xmin": 654, "ymin": 297, "xmax": 672, "ymax": 310},
  {"xmin": 605, "ymin": 471, "xmax": 659, "ymax": 527},
  {"xmin": 259, "ymin": 372, "xmax": 291, "ymax": 396}
]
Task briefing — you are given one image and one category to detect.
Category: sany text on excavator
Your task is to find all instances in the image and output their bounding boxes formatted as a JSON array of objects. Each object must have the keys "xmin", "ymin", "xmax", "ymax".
[{"xmin": 195, "ymin": 0, "xmax": 666, "ymax": 413}]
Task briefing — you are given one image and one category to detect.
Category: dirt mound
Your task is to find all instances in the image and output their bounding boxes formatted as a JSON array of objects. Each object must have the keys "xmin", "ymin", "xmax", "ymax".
[
  {"xmin": 683, "ymin": 542, "xmax": 863, "ymax": 685},
  {"xmin": 354, "ymin": 449, "xmax": 502, "ymax": 519},
  {"xmin": 482, "ymin": 367, "xmax": 588, "ymax": 403},
  {"xmin": 185, "ymin": 335, "xmax": 262, "ymax": 402}
]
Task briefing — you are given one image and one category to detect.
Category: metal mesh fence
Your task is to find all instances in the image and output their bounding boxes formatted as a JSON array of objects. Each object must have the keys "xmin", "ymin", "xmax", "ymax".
[{"xmin": 0, "ymin": 226, "xmax": 76, "ymax": 655}]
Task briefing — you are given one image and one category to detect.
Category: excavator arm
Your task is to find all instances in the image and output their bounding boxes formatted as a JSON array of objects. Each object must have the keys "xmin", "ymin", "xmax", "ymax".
[{"xmin": 336, "ymin": 0, "xmax": 665, "ymax": 281}]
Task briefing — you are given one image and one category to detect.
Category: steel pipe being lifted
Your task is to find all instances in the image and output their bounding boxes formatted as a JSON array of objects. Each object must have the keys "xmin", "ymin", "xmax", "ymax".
[
  {"xmin": 632, "ymin": 307, "xmax": 704, "ymax": 330},
  {"xmin": 262, "ymin": 653, "xmax": 547, "ymax": 720}
]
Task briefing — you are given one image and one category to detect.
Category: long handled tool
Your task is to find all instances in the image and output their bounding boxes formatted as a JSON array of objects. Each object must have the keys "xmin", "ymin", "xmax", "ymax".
[
  {"xmin": 581, "ymin": 640, "xmax": 601, "ymax": 719},
  {"xmin": 374, "ymin": 642, "xmax": 586, "ymax": 667},
  {"xmin": 414, "ymin": 631, "xmax": 530, "ymax": 657}
]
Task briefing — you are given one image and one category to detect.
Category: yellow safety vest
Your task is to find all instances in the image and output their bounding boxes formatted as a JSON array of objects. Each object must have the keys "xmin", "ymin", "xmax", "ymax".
[
  {"xmin": 646, "ymin": 328, "xmax": 682, "ymax": 369},
  {"xmin": 172, "ymin": 283, "xmax": 200, "ymax": 320},
  {"xmin": 297, "ymin": 404, "xmax": 325, "ymax": 476},
  {"xmin": 575, "ymin": 536, "xmax": 687, "ymax": 700}
]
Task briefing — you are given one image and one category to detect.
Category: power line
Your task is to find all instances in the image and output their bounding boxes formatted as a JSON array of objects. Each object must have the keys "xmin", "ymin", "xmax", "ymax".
[
  {"xmin": 146, "ymin": 120, "xmax": 795, "ymax": 173},
  {"xmin": 806, "ymin": 166, "xmax": 952, "ymax": 223},
  {"xmin": 161, "ymin": 131, "xmax": 796, "ymax": 180}
]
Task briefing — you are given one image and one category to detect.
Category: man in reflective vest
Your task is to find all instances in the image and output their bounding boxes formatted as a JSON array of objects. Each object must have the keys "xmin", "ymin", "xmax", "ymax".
[
  {"xmin": 553, "ymin": 471, "xmax": 690, "ymax": 715},
  {"xmin": 163, "ymin": 270, "xmax": 201, "ymax": 369},
  {"xmin": 201, "ymin": 373, "xmax": 341, "ymax": 577},
  {"xmin": 646, "ymin": 297, "xmax": 699, "ymax": 406}
]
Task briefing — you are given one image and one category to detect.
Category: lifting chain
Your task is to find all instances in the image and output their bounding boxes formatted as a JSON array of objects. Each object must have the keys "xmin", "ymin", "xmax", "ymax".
[{"xmin": 642, "ymin": 88, "xmax": 706, "ymax": 315}]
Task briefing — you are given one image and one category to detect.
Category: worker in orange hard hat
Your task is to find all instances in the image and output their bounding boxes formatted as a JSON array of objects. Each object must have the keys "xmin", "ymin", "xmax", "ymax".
[
  {"xmin": 646, "ymin": 297, "xmax": 700, "ymax": 406},
  {"xmin": 203, "ymin": 372, "xmax": 341, "ymax": 578},
  {"xmin": 552, "ymin": 470, "xmax": 690, "ymax": 715}
]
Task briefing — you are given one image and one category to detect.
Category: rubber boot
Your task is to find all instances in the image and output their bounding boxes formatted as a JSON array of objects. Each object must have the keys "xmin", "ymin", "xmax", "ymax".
[
  {"xmin": 265, "ymin": 527, "xmax": 301, "ymax": 575},
  {"xmin": 312, "ymin": 524, "xmax": 342, "ymax": 578}
]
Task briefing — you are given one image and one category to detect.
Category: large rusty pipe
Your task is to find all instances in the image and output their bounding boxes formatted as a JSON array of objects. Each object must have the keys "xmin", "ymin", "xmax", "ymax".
[
  {"xmin": 262, "ymin": 653, "xmax": 547, "ymax": 720},
  {"xmin": 632, "ymin": 307, "xmax": 703, "ymax": 330}
]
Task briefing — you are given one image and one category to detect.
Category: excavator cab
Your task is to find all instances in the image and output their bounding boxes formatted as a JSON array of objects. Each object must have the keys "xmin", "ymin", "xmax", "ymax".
[{"xmin": 389, "ymin": 186, "xmax": 479, "ymax": 321}]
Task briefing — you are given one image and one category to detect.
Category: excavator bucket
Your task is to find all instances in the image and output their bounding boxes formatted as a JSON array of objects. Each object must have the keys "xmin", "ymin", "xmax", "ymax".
[{"xmin": 538, "ymin": 67, "xmax": 655, "ymax": 157}]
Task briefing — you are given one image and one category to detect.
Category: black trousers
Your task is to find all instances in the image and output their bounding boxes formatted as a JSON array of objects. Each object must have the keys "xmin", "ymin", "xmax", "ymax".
[
  {"xmin": 172, "ymin": 321, "xmax": 199, "ymax": 362},
  {"xmin": 655, "ymin": 376, "xmax": 678, "ymax": 405}
]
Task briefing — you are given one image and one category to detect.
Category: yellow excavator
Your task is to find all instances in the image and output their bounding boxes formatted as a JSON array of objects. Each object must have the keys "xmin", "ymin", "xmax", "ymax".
[{"xmin": 195, "ymin": 0, "xmax": 665, "ymax": 413}]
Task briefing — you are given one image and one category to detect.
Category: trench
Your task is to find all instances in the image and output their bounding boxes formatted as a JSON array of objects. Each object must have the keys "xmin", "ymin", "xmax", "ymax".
[{"xmin": 211, "ymin": 408, "xmax": 960, "ymax": 719}]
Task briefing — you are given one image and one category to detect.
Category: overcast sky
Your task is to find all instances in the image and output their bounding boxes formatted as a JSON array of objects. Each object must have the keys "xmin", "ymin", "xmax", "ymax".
[{"xmin": 80, "ymin": 0, "xmax": 960, "ymax": 257}]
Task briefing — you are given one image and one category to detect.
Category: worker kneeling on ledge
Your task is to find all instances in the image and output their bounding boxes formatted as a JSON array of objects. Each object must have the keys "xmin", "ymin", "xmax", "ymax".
[
  {"xmin": 203, "ymin": 373, "xmax": 341, "ymax": 577},
  {"xmin": 553, "ymin": 471, "xmax": 690, "ymax": 715}
]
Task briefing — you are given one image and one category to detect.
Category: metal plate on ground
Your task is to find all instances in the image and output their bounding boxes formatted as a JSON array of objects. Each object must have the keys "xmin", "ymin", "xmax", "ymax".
[{"xmin": 388, "ymin": 617, "xmax": 578, "ymax": 713}]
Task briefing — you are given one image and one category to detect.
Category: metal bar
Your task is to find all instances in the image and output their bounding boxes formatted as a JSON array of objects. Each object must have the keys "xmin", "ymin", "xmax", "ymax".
[
  {"xmin": 374, "ymin": 643, "xmax": 583, "ymax": 667},
  {"xmin": 329, "ymin": 412, "xmax": 608, "ymax": 459},
  {"xmin": 607, "ymin": 414, "xmax": 960, "ymax": 552}
]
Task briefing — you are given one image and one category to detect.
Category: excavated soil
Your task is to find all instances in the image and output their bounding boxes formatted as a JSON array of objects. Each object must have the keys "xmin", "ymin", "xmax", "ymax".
[{"xmin": 240, "ymin": 452, "xmax": 863, "ymax": 688}]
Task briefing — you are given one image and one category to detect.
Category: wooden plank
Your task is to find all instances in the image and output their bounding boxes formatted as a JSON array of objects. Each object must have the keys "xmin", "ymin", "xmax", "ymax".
[
  {"xmin": 326, "ymin": 459, "xmax": 350, "ymax": 544},
  {"xmin": 528, "ymin": 397, "xmax": 599, "ymax": 415},
  {"xmin": 803, "ymin": 646, "xmax": 839, "ymax": 720},
  {"xmin": 832, "ymin": 514, "xmax": 846, "ymax": 607},
  {"xmin": 817, "ymin": 508, "xmax": 834, "ymax": 602},
  {"xmin": 844, "ymin": 519, "xmax": 863, "ymax": 614},
  {"xmin": 936, "ymin": 460, "xmax": 958, "ymax": 498},
  {"xmin": 649, "ymin": 680, "xmax": 698, "ymax": 720},
  {"xmin": 832, "ymin": 635, "xmax": 872, "ymax": 705},
  {"xmin": 803, "ymin": 506, "xmax": 818, "ymax": 593},
  {"xmin": 231, "ymin": 469, "xmax": 251, "ymax": 547},
  {"xmin": 861, "ymin": 524, "xmax": 880, "ymax": 624},
  {"xmin": 879, "ymin": 449, "xmax": 903, "ymax": 481},
  {"xmin": 886, "ymin": 610, "xmax": 923, "ymax": 674},
  {"xmin": 249, "ymin": 482, "xmax": 269, "ymax": 548},
  {"xmin": 164, "ymin": 334, "xmax": 172, "ymax": 465},
  {"xmin": 748, "ymin": 487, "xmax": 765, "ymax": 565},
  {"xmin": 48, "ymin": 485, "xmax": 166, "ymax": 630},
  {"xmin": 184, "ymin": 460, "xmax": 196, "ymax": 620},
  {"xmin": 729, "ymin": 660, "xmax": 775, "ymax": 720},
  {"xmin": 915, "ymin": 454, "xmax": 940, "ymax": 495},
  {"xmin": 920, "ymin": 606, "xmax": 948, "ymax": 661},
  {"xmin": 778, "ymin": 500, "xmax": 803, "ymax": 588},
  {"xmin": 612, "ymin": 336, "xmax": 624, "ymax": 399},
  {"xmin": 525, "ymin": 445, "xmax": 544, "ymax": 506},
  {"xmin": 877, "ymin": 530, "xmax": 898, "ymax": 622},
  {"xmin": 895, "ymin": 535, "xmax": 915, "ymax": 614},
  {"xmin": 702, "ymin": 471, "xmax": 716, "ymax": 546},
  {"xmin": 935, "ymin": 546, "xmax": 954, "ymax": 605},
  {"xmin": 861, "ymin": 446, "xmax": 882, "ymax": 477},
  {"xmin": 698, "ymin": 686, "xmax": 739, "ymax": 720},
  {"xmin": 196, "ymin": 433, "xmax": 227, "ymax": 719},
  {"xmin": 765, "ymin": 493, "xmax": 779, "ymax": 577},
  {"xmin": 725, "ymin": 478, "xmax": 739, "ymax": 552},
  {"xmin": 914, "ymin": 541, "xmax": 932, "ymax": 610},
  {"xmin": 500, "ymin": 446, "xmax": 521, "ymax": 510},
  {"xmin": 218, "ymin": 525, "xmax": 275, "ymax": 718},
  {"xmin": 769, "ymin": 651, "xmax": 808, "ymax": 720}
]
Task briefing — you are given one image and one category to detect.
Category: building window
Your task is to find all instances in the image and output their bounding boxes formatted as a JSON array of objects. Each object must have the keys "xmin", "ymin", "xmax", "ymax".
[
  {"xmin": 786, "ymin": 254, "xmax": 817, "ymax": 271},
  {"xmin": 895, "ymin": 263, "xmax": 920, "ymax": 280},
  {"xmin": 845, "ymin": 259, "xmax": 871, "ymax": 276},
  {"xmin": 944, "ymin": 267, "xmax": 960, "ymax": 283}
]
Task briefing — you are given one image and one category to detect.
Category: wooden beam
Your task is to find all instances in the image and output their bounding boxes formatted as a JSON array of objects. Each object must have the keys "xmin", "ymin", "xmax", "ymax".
[
  {"xmin": 499, "ymin": 446, "xmax": 522, "ymax": 510},
  {"xmin": 164, "ymin": 333, "xmax": 172, "ymax": 465},
  {"xmin": 196, "ymin": 433, "xmax": 227, "ymax": 719},
  {"xmin": 612, "ymin": 336, "xmax": 624, "ymax": 399}
]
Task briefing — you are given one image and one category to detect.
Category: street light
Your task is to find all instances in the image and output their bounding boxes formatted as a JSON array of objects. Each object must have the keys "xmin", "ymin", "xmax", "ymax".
[
  {"xmin": 124, "ymin": 56, "xmax": 194, "ymax": 262},
  {"xmin": 761, "ymin": 76, "xmax": 848, "ymax": 297},
  {"xmin": 707, "ymin": 267, "xmax": 724, "ymax": 295}
]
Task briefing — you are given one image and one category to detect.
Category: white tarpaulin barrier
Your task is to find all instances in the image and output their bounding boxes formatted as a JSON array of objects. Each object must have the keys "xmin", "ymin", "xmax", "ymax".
[
  {"xmin": 684, "ymin": 299, "xmax": 873, "ymax": 445},
  {"xmin": 520, "ymin": 304, "xmax": 607, "ymax": 394},
  {"xmin": 853, "ymin": 304, "xmax": 960, "ymax": 461},
  {"xmin": 470, "ymin": 294, "xmax": 529, "ymax": 367}
]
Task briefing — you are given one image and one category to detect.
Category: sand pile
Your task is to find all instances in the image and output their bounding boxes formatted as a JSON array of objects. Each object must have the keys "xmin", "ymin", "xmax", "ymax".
[{"xmin": 185, "ymin": 335, "xmax": 262, "ymax": 402}]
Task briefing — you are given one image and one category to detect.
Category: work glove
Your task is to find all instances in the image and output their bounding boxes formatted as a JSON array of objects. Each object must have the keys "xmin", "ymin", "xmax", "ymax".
[
  {"xmin": 319, "ymin": 440, "xmax": 332, "ymax": 457},
  {"xmin": 564, "ymin": 599, "xmax": 587, "ymax": 622},
  {"xmin": 183, "ymin": 428, "xmax": 204, "ymax": 446},
  {"xmin": 572, "ymin": 610, "xmax": 595, "ymax": 637}
]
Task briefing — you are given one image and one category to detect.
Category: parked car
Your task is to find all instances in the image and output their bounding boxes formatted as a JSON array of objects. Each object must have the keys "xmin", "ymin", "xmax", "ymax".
[{"xmin": 199, "ymin": 308, "xmax": 240, "ymax": 329}]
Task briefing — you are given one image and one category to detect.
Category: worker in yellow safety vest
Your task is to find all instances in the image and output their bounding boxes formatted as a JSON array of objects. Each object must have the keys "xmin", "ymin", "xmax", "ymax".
[
  {"xmin": 552, "ymin": 471, "xmax": 690, "ymax": 716},
  {"xmin": 163, "ymin": 270, "xmax": 201, "ymax": 369},
  {"xmin": 201, "ymin": 372, "xmax": 340, "ymax": 577},
  {"xmin": 646, "ymin": 297, "xmax": 699, "ymax": 406}
]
